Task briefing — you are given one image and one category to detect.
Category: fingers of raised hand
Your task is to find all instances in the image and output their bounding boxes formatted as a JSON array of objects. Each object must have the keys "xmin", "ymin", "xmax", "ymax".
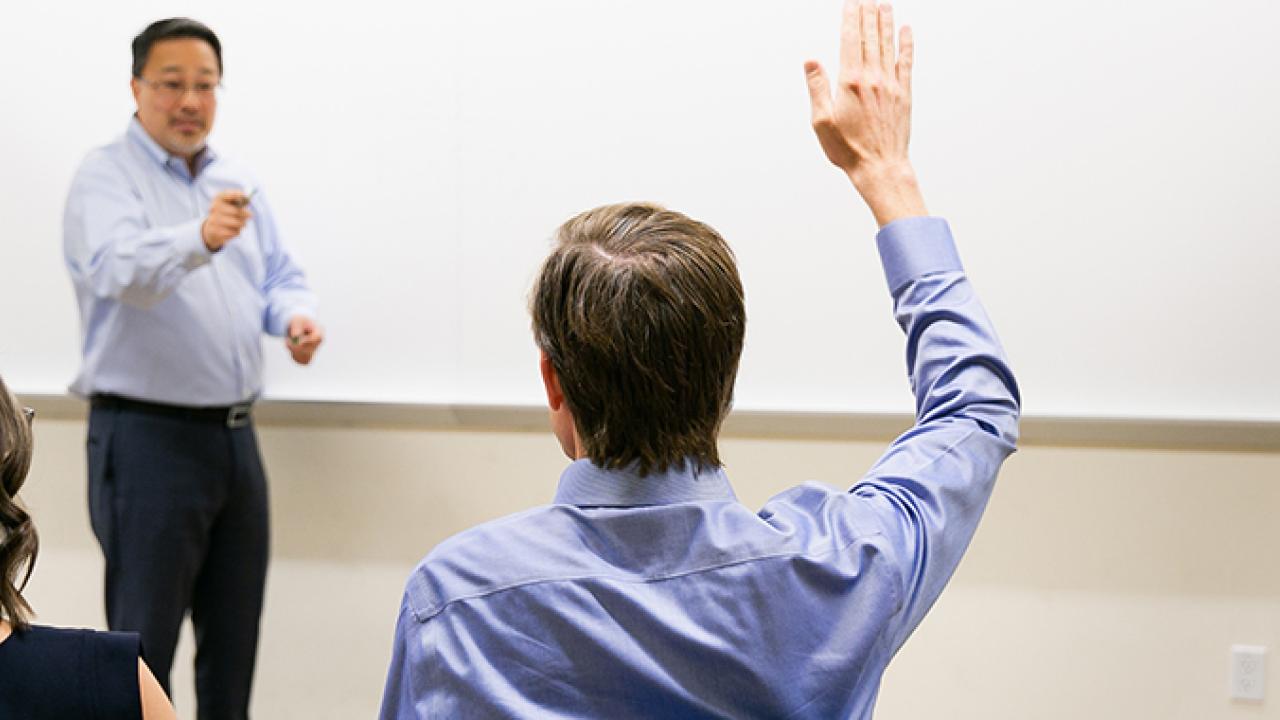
[
  {"xmin": 841, "ymin": 1, "xmax": 905, "ymax": 93},
  {"xmin": 879, "ymin": 5, "xmax": 896, "ymax": 74},
  {"xmin": 896, "ymin": 25, "xmax": 914, "ymax": 93},
  {"xmin": 860, "ymin": 1, "xmax": 880, "ymax": 71},
  {"xmin": 839, "ymin": 0, "xmax": 864, "ymax": 79}
]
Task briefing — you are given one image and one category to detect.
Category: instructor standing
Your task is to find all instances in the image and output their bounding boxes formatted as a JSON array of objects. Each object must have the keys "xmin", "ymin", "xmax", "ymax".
[{"xmin": 63, "ymin": 18, "xmax": 322, "ymax": 719}]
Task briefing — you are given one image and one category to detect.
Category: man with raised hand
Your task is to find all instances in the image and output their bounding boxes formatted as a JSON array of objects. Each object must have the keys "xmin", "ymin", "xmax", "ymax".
[
  {"xmin": 380, "ymin": 1, "xmax": 1018, "ymax": 717},
  {"xmin": 63, "ymin": 18, "xmax": 322, "ymax": 720}
]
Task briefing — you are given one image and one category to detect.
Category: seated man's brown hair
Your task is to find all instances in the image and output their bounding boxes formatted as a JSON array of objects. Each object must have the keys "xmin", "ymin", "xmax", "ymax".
[{"xmin": 530, "ymin": 202, "xmax": 746, "ymax": 476}]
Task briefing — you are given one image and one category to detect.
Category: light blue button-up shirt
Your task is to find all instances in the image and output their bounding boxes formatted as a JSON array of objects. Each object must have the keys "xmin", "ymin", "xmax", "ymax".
[
  {"xmin": 380, "ymin": 217, "xmax": 1021, "ymax": 719},
  {"xmin": 63, "ymin": 117, "xmax": 317, "ymax": 406}
]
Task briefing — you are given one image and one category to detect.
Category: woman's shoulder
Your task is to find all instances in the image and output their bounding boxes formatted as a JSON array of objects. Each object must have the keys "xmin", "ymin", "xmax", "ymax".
[
  {"xmin": 8, "ymin": 623, "xmax": 140, "ymax": 658},
  {"xmin": 0, "ymin": 624, "xmax": 143, "ymax": 719}
]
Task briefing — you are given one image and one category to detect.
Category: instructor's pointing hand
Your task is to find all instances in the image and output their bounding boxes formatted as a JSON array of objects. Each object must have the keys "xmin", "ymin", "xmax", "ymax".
[
  {"xmin": 202, "ymin": 190, "xmax": 252, "ymax": 252},
  {"xmin": 805, "ymin": 0, "xmax": 926, "ymax": 226}
]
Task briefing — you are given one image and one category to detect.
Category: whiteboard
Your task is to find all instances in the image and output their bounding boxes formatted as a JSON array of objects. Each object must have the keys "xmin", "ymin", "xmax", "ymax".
[{"xmin": 2, "ymin": 0, "xmax": 1277, "ymax": 422}]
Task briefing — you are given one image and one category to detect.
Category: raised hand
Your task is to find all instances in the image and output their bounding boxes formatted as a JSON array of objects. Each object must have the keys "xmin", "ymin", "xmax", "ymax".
[{"xmin": 805, "ymin": 0, "xmax": 926, "ymax": 226}]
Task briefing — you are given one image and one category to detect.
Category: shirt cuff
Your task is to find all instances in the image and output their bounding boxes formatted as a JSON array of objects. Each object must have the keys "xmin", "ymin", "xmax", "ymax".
[
  {"xmin": 267, "ymin": 304, "xmax": 318, "ymax": 337},
  {"xmin": 875, "ymin": 216, "xmax": 963, "ymax": 294},
  {"xmin": 177, "ymin": 218, "xmax": 212, "ymax": 269}
]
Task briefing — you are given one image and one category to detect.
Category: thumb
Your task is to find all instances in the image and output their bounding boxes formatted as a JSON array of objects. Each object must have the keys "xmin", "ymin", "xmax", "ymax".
[
  {"xmin": 219, "ymin": 190, "xmax": 249, "ymax": 208},
  {"xmin": 803, "ymin": 60, "xmax": 833, "ymax": 124}
]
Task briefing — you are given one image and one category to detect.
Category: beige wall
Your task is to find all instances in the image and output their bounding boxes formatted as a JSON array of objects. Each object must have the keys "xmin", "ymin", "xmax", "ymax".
[{"xmin": 18, "ymin": 416, "xmax": 1280, "ymax": 719}]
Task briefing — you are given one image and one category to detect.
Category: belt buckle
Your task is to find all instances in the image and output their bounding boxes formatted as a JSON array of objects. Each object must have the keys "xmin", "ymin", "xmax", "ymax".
[{"xmin": 226, "ymin": 403, "xmax": 252, "ymax": 429}]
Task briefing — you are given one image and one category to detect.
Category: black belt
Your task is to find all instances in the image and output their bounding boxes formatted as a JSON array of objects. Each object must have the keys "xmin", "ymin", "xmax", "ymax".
[{"xmin": 91, "ymin": 394, "xmax": 254, "ymax": 429}]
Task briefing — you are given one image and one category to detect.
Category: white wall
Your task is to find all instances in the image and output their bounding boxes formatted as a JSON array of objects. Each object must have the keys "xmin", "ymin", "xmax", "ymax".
[
  {"xmin": 18, "ymin": 414, "xmax": 1280, "ymax": 719},
  {"xmin": 3, "ymin": 2, "xmax": 1277, "ymax": 718},
  {"xmin": 3, "ymin": 0, "xmax": 1279, "ymax": 420}
]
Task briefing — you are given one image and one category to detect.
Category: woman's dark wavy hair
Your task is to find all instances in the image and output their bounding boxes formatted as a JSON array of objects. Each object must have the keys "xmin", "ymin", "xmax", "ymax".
[{"xmin": 0, "ymin": 373, "xmax": 38, "ymax": 631}]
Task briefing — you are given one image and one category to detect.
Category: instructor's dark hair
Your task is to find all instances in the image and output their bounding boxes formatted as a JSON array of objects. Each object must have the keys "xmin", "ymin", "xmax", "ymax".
[
  {"xmin": 531, "ymin": 202, "xmax": 746, "ymax": 477},
  {"xmin": 132, "ymin": 18, "xmax": 223, "ymax": 79},
  {"xmin": 0, "ymin": 374, "xmax": 37, "ymax": 631}
]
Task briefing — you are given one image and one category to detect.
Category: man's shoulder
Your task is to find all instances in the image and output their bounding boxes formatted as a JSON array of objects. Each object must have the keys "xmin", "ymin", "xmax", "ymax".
[
  {"xmin": 70, "ymin": 137, "xmax": 132, "ymax": 186},
  {"xmin": 397, "ymin": 482, "xmax": 885, "ymax": 626},
  {"xmin": 399, "ymin": 503, "xmax": 607, "ymax": 624}
]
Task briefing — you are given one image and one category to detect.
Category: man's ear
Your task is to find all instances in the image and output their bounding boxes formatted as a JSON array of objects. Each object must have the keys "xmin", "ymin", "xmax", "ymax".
[
  {"xmin": 540, "ymin": 350, "xmax": 564, "ymax": 411},
  {"xmin": 540, "ymin": 349, "xmax": 583, "ymax": 460}
]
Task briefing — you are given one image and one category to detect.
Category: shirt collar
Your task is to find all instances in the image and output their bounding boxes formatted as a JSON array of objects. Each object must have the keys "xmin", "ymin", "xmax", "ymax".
[
  {"xmin": 126, "ymin": 115, "xmax": 218, "ymax": 176},
  {"xmin": 553, "ymin": 458, "xmax": 737, "ymax": 507}
]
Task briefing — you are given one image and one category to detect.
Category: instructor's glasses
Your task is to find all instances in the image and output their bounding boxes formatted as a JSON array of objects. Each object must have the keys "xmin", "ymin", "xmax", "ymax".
[{"xmin": 139, "ymin": 78, "xmax": 220, "ymax": 103}]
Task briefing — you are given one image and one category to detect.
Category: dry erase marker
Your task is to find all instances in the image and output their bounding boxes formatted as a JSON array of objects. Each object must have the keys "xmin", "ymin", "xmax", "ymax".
[{"xmin": 231, "ymin": 187, "xmax": 257, "ymax": 208}]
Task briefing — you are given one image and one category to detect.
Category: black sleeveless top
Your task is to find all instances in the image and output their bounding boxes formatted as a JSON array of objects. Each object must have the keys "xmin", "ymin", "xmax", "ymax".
[{"xmin": 0, "ymin": 625, "xmax": 142, "ymax": 720}]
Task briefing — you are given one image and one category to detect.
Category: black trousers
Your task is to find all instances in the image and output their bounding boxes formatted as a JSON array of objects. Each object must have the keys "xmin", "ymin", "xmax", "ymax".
[{"xmin": 87, "ymin": 399, "xmax": 269, "ymax": 720}]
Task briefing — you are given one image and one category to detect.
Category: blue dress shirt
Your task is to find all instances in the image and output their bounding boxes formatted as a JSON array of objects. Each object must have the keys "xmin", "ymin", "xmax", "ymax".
[
  {"xmin": 380, "ymin": 217, "xmax": 1020, "ymax": 719},
  {"xmin": 63, "ymin": 117, "xmax": 317, "ymax": 406}
]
